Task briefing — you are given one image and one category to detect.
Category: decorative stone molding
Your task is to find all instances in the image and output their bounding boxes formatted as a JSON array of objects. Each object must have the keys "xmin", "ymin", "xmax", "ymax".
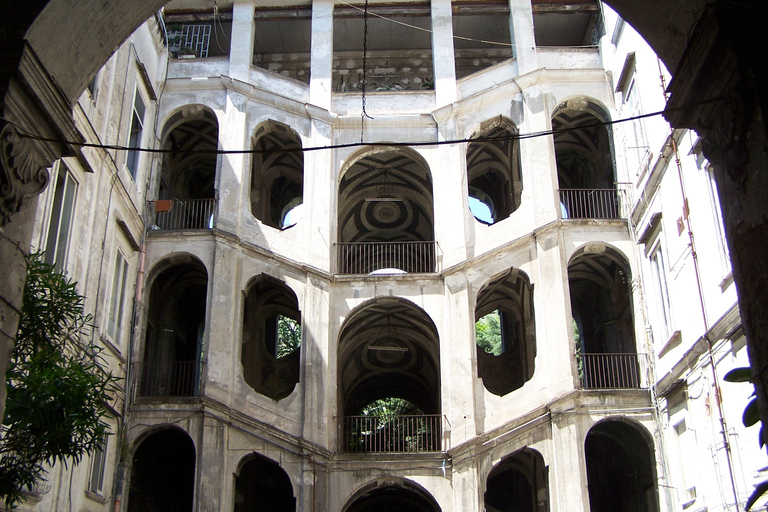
[{"xmin": 0, "ymin": 122, "xmax": 50, "ymax": 226}]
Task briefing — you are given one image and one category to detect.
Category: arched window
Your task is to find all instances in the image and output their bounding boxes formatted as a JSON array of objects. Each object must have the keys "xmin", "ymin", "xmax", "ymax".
[
  {"xmin": 235, "ymin": 453, "xmax": 296, "ymax": 512},
  {"xmin": 241, "ymin": 274, "xmax": 301, "ymax": 400},
  {"xmin": 251, "ymin": 121, "xmax": 304, "ymax": 230},
  {"xmin": 485, "ymin": 448, "xmax": 548, "ymax": 512},
  {"xmin": 467, "ymin": 118, "xmax": 522, "ymax": 224},
  {"xmin": 475, "ymin": 269, "xmax": 536, "ymax": 396}
]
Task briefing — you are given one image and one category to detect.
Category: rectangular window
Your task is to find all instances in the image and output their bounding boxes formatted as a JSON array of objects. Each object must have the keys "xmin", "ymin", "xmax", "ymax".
[
  {"xmin": 649, "ymin": 243, "xmax": 672, "ymax": 342},
  {"xmin": 169, "ymin": 24, "xmax": 212, "ymax": 58},
  {"xmin": 88, "ymin": 435, "xmax": 108, "ymax": 495},
  {"xmin": 44, "ymin": 164, "xmax": 78, "ymax": 273},
  {"xmin": 623, "ymin": 76, "xmax": 649, "ymax": 175},
  {"xmin": 126, "ymin": 89, "xmax": 146, "ymax": 180},
  {"xmin": 107, "ymin": 249, "xmax": 130, "ymax": 344}
]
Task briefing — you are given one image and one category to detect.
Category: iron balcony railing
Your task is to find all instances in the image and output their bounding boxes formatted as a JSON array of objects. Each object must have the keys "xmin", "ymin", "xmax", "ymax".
[
  {"xmin": 152, "ymin": 198, "xmax": 216, "ymax": 231},
  {"xmin": 336, "ymin": 241, "xmax": 439, "ymax": 275},
  {"xmin": 579, "ymin": 353, "xmax": 645, "ymax": 389},
  {"xmin": 134, "ymin": 361, "xmax": 202, "ymax": 398},
  {"xmin": 559, "ymin": 188, "xmax": 625, "ymax": 219},
  {"xmin": 343, "ymin": 414, "xmax": 442, "ymax": 453}
]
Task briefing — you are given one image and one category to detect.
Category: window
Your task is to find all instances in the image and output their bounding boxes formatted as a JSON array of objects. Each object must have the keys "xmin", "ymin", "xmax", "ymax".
[
  {"xmin": 107, "ymin": 248, "xmax": 130, "ymax": 344},
  {"xmin": 623, "ymin": 75, "xmax": 649, "ymax": 175},
  {"xmin": 126, "ymin": 88, "xmax": 146, "ymax": 180},
  {"xmin": 649, "ymin": 243, "xmax": 673, "ymax": 343},
  {"xmin": 169, "ymin": 24, "xmax": 211, "ymax": 58},
  {"xmin": 44, "ymin": 163, "xmax": 78, "ymax": 272},
  {"xmin": 88, "ymin": 435, "xmax": 108, "ymax": 495}
]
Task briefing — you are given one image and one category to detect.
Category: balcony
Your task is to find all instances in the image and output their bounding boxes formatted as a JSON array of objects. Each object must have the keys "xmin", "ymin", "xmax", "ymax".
[
  {"xmin": 559, "ymin": 188, "xmax": 626, "ymax": 220},
  {"xmin": 343, "ymin": 414, "xmax": 443, "ymax": 453},
  {"xmin": 336, "ymin": 241, "xmax": 439, "ymax": 275},
  {"xmin": 152, "ymin": 199, "xmax": 215, "ymax": 231},
  {"xmin": 579, "ymin": 353, "xmax": 647, "ymax": 389},
  {"xmin": 134, "ymin": 361, "xmax": 202, "ymax": 398}
]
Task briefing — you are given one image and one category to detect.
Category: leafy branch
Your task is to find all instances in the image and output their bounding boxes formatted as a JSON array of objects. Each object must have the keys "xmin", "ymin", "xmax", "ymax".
[{"xmin": 0, "ymin": 253, "xmax": 120, "ymax": 508}]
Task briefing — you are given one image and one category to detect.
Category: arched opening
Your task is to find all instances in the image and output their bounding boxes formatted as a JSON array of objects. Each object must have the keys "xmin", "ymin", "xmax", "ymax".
[
  {"xmin": 475, "ymin": 268, "xmax": 536, "ymax": 396},
  {"xmin": 585, "ymin": 420, "xmax": 660, "ymax": 512},
  {"xmin": 140, "ymin": 256, "xmax": 207, "ymax": 397},
  {"xmin": 467, "ymin": 118, "xmax": 522, "ymax": 224},
  {"xmin": 250, "ymin": 121, "xmax": 304, "ymax": 230},
  {"xmin": 552, "ymin": 98, "xmax": 619, "ymax": 219},
  {"xmin": 338, "ymin": 297, "xmax": 441, "ymax": 453},
  {"xmin": 343, "ymin": 480, "xmax": 442, "ymax": 512},
  {"xmin": 156, "ymin": 106, "xmax": 218, "ymax": 230},
  {"xmin": 484, "ymin": 448, "xmax": 548, "ymax": 512},
  {"xmin": 337, "ymin": 148, "xmax": 436, "ymax": 274},
  {"xmin": 234, "ymin": 453, "xmax": 296, "ymax": 512},
  {"xmin": 241, "ymin": 274, "xmax": 301, "ymax": 401},
  {"xmin": 568, "ymin": 245, "xmax": 639, "ymax": 389},
  {"xmin": 128, "ymin": 428, "xmax": 196, "ymax": 512}
]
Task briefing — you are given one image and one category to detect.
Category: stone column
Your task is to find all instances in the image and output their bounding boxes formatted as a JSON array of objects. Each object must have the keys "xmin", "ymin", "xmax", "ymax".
[
  {"xmin": 431, "ymin": 0, "xmax": 458, "ymax": 108},
  {"xmin": 665, "ymin": 2, "xmax": 768, "ymax": 446},
  {"xmin": 508, "ymin": 0, "xmax": 537, "ymax": 75},
  {"xmin": 309, "ymin": 0, "xmax": 334, "ymax": 110},
  {"xmin": 229, "ymin": 2, "xmax": 256, "ymax": 83}
]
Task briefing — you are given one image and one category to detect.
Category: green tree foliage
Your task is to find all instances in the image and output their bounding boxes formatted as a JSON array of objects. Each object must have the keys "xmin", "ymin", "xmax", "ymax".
[
  {"xmin": 475, "ymin": 311, "xmax": 503, "ymax": 356},
  {"xmin": 0, "ymin": 253, "xmax": 119, "ymax": 508},
  {"xmin": 276, "ymin": 315, "xmax": 301, "ymax": 358},
  {"xmin": 362, "ymin": 397, "xmax": 422, "ymax": 418}
]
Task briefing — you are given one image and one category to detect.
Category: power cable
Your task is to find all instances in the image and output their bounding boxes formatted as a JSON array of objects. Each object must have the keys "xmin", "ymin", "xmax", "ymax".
[{"xmin": 2, "ymin": 98, "xmax": 722, "ymax": 158}]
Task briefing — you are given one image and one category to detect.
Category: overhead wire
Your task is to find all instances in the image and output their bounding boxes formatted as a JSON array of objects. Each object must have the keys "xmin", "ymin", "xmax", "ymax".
[{"xmin": 1, "ymin": 98, "xmax": 723, "ymax": 158}]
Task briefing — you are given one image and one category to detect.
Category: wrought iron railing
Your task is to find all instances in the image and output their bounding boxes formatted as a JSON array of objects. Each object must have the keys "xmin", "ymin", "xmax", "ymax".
[
  {"xmin": 343, "ymin": 414, "xmax": 442, "ymax": 453},
  {"xmin": 559, "ymin": 188, "xmax": 625, "ymax": 219},
  {"xmin": 579, "ymin": 353, "xmax": 644, "ymax": 389},
  {"xmin": 336, "ymin": 241, "xmax": 439, "ymax": 275},
  {"xmin": 134, "ymin": 361, "xmax": 202, "ymax": 397},
  {"xmin": 152, "ymin": 198, "xmax": 216, "ymax": 231}
]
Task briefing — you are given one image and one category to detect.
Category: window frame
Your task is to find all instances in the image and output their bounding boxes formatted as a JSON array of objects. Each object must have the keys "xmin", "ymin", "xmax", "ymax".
[
  {"xmin": 125, "ymin": 85, "xmax": 147, "ymax": 181},
  {"xmin": 87, "ymin": 434, "xmax": 108, "ymax": 496},
  {"xmin": 106, "ymin": 245, "xmax": 131, "ymax": 345},
  {"xmin": 647, "ymin": 240, "xmax": 673, "ymax": 344},
  {"xmin": 43, "ymin": 162, "xmax": 78, "ymax": 273}
]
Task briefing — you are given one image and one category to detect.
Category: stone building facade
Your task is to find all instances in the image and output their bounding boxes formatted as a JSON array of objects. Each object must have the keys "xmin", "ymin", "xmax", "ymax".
[{"xmin": 8, "ymin": 1, "xmax": 765, "ymax": 511}]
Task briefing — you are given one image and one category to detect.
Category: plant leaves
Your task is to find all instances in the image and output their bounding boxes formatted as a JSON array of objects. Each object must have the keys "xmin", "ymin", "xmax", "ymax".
[
  {"xmin": 746, "ymin": 480, "xmax": 768, "ymax": 510},
  {"xmin": 744, "ymin": 398, "xmax": 760, "ymax": 428},
  {"xmin": 724, "ymin": 367, "xmax": 752, "ymax": 383}
]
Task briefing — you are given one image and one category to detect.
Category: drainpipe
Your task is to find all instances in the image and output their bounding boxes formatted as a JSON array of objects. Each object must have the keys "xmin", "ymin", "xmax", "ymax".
[{"xmin": 659, "ymin": 58, "xmax": 742, "ymax": 510}]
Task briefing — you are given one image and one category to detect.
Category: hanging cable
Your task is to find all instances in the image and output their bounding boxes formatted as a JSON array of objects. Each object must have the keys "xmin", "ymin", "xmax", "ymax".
[{"xmin": 360, "ymin": 0, "xmax": 374, "ymax": 143}]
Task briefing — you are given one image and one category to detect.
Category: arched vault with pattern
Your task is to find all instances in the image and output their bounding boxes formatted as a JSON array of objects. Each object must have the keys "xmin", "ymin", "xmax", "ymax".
[
  {"xmin": 552, "ymin": 97, "xmax": 615, "ymax": 190},
  {"xmin": 250, "ymin": 120, "xmax": 304, "ymax": 229},
  {"xmin": 466, "ymin": 117, "xmax": 522, "ymax": 224},
  {"xmin": 337, "ymin": 297, "xmax": 441, "ymax": 416},
  {"xmin": 159, "ymin": 105, "xmax": 219, "ymax": 201}
]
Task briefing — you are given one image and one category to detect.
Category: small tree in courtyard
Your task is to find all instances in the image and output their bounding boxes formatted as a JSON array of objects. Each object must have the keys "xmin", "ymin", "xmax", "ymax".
[{"xmin": 0, "ymin": 253, "xmax": 119, "ymax": 508}]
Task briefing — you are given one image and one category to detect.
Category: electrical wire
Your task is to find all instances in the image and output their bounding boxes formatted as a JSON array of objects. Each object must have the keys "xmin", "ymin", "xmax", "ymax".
[{"xmin": 2, "ymin": 98, "xmax": 722, "ymax": 158}]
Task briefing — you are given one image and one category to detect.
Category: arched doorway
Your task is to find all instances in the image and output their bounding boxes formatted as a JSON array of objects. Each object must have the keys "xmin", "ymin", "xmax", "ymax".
[
  {"xmin": 343, "ymin": 480, "xmax": 441, "ymax": 512},
  {"xmin": 338, "ymin": 297, "xmax": 441, "ymax": 453},
  {"xmin": 128, "ymin": 428, "xmax": 196, "ymax": 512},
  {"xmin": 585, "ymin": 420, "xmax": 659, "ymax": 512},
  {"xmin": 567, "ymin": 245, "xmax": 639, "ymax": 389},
  {"xmin": 552, "ymin": 99, "xmax": 619, "ymax": 219},
  {"xmin": 337, "ymin": 148, "xmax": 436, "ymax": 274},
  {"xmin": 234, "ymin": 453, "xmax": 296, "ymax": 512},
  {"xmin": 484, "ymin": 448, "xmax": 549, "ymax": 512},
  {"xmin": 140, "ymin": 255, "xmax": 207, "ymax": 397}
]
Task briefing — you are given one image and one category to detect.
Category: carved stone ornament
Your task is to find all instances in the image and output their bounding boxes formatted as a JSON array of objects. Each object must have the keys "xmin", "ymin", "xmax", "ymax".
[{"xmin": 0, "ymin": 123, "xmax": 50, "ymax": 226}]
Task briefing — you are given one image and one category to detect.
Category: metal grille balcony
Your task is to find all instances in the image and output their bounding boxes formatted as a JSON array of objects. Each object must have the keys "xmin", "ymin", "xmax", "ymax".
[
  {"xmin": 134, "ymin": 361, "xmax": 202, "ymax": 397},
  {"xmin": 336, "ymin": 241, "xmax": 439, "ymax": 275},
  {"xmin": 579, "ymin": 353, "xmax": 644, "ymax": 389},
  {"xmin": 559, "ymin": 188, "xmax": 625, "ymax": 219},
  {"xmin": 152, "ymin": 199, "xmax": 215, "ymax": 231},
  {"xmin": 343, "ymin": 414, "xmax": 443, "ymax": 453}
]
